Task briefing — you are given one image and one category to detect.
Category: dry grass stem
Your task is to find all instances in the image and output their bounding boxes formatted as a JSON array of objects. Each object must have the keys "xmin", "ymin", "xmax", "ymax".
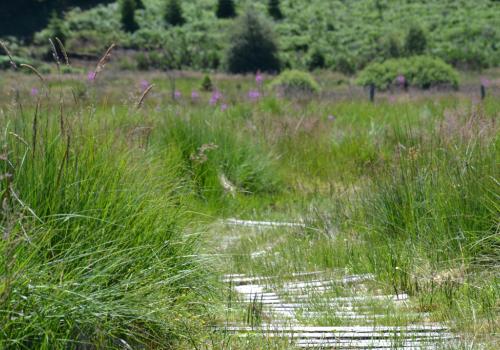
[
  {"xmin": 55, "ymin": 37, "xmax": 70, "ymax": 66},
  {"xmin": 0, "ymin": 40, "xmax": 17, "ymax": 69},
  {"xmin": 19, "ymin": 64, "xmax": 45, "ymax": 84},
  {"xmin": 137, "ymin": 84, "xmax": 154, "ymax": 109},
  {"xmin": 95, "ymin": 43, "xmax": 116, "ymax": 78}
]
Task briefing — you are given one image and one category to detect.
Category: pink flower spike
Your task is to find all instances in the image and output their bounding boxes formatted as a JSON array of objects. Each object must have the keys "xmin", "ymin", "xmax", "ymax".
[
  {"xmin": 191, "ymin": 90, "xmax": 200, "ymax": 100},
  {"xmin": 480, "ymin": 77, "xmax": 491, "ymax": 87},
  {"xmin": 248, "ymin": 90, "xmax": 260, "ymax": 101},
  {"xmin": 327, "ymin": 115, "xmax": 335, "ymax": 121},
  {"xmin": 396, "ymin": 75, "xmax": 406, "ymax": 85},
  {"xmin": 174, "ymin": 90, "xmax": 182, "ymax": 99},
  {"xmin": 31, "ymin": 87, "xmax": 39, "ymax": 96},
  {"xmin": 140, "ymin": 80, "xmax": 150, "ymax": 91},
  {"xmin": 87, "ymin": 71, "xmax": 96, "ymax": 82},
  {"xmin": 255, "ymin": 71, "xmax": 264, "ymax": 85},
  {"xmin": 221, "ymin": 103, "xmax": 228, "ymax": 112},
  {"xmin": 209, "ymin": 90, "xmax": 223, "ymax": 105}
]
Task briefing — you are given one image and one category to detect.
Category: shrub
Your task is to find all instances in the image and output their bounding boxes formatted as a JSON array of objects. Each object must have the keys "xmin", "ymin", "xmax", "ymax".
[
  {"xmin": 356, "ymin": 56, "xmax": 459, "ymax": 90},
  {"xmin": 216, "ymin": 0, "xmax": 236, "ymax": 19},
  {"xmin": 268, "ymin": 0, "xmax": 284, "ymax": 20},
  {"xmin": 335, "ymin": 56, "xmax": 355, "ymax": 75},
  {"xmin": 307, "ymin": 47, "xmax": 326, "ymax": 70},
  {"xmin": 405, "ymin": 25, "xmax": 427, "ymax": 55},
  {"xmin": 120, "ymin": 0, "xmax": 139, "ymax": 33},
  {"xmin": 201, "ymin": 74, "xmax": 214, "ymax": 92},
  {"xmin": 0, "ymin": 55, "xmax": 33, "ymax": 70},
  {"xmin": 226, "ymin": 10, "xmax": 281, "ymax": 74},
  {"xmin": 165, "ymin": 0, "xmax": 185, "ymax": 27},
  {"xmin": 270, "ymin": 70, "xmax": 320, "ymax": 95}
]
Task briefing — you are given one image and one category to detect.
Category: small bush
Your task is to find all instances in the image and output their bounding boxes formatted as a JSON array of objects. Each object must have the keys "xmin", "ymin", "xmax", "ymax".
[
  {"xmin": 0, "ymin": 55, "xmax": 33, "ymax": 70},
  {"xmin": 335, "ymin": 56, "xmax": 355, "ymax": 75},
  {"xmin": 201, "ymin": 74, "xmax": 214, "ymax": 92},
  {"xmin": 356, "ymin": 56, "xmax": 459, "ymax": 90},
  {"xmin": 226, "ymin": 10, "xmax": 281, "ymax": 74},
  {"xmin": 270, "ymin": 70, "xmax": 320, "ymax": 95}
]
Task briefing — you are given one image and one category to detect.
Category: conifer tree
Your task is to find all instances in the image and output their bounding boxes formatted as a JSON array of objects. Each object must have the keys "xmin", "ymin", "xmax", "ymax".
[
  {"xmin": 165, "ymin": 0, "xmax": 186, "ymax": 26},
  {"xmin": 120, "ymin": 0, "xmax": 139, "ymax": 32},
  {"xmin": 135, "ymin": 0, "xmax": 145, "ymax": 10},
  {"xmin": 216, "ymin": 0, "xmax": 237, "ymax": 19},
  {"xmin": 268, "ymin": 0, "xmax": 283, "ymax": 20},
  {"xmin": 226, "ymin": 10, "xmax": 281, "ymax": 73},
  {"xmin": 405, "ymin": 25, "xmax": 427, "ymax": 55}
]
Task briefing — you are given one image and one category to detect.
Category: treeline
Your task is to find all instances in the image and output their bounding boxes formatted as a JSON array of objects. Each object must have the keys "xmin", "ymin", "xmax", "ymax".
[{"xmin": 0, "ymin": 0, "xmax": 113, "ymax": 37}]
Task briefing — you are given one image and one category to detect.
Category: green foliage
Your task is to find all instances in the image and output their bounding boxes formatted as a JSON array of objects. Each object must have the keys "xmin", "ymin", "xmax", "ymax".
[
  {"xmin": 0, "ymin": 55, "xmax": 33, "ymax": 70},
  {"xmin": 165, "ymin": 0, "xmax": 186, "ymax": 27},
  {"xmin": 335, "ymin": 56, "xmax": 355, "ymax": 75},
  {"xmin": 356, "ymin": 56, "xmax": 459, "ymax": 89},
  {"xmin": 158, "ymin": 112, "xmax": 280, "ymax": 202},
  {"xmin": 270, "ymin": 69, "xmax": 320, "ymax": 95},
  {"xmin": 307, "ymin": 47, "xmax": 326, "ymax": 70},
  {"xmin": 135, "ymin": 0, "xmax": 145, "ymax": 9},
  {"xmin": 201, "ymin": 74, "xmax": 214, "ymax": 91},
  {"xmin": 216, "ymin": 0, "xmax": 237, "ymax": 19},
  {"xmin": 268, "ymin": 0, "xmax": 284, "ymax": 20},
  {"xmin": 226, "ymin": 10, "xmax": 281, "ymax": 73},
  {"xmin": 405, "ymin": 25, "xmax": 427, "ymax": 55},
  {"xmin": 47, "ymin": 12, "xmax": 69, "ymax": 45},
  {"xmin": 120, "ymin": 0, "xmax": 139, "ymax": 32}
]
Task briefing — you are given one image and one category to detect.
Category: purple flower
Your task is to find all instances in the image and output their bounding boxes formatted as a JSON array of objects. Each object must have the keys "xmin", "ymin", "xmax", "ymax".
[
  {"xmin": 191, "ymin": 90, "xmax": 200, "ymax": 101},
  {"xmin": 140, "ymin": 80, "xmax": 150, "ymax": 91},
  {"xmin": 247, "ymin": 90, "xmax": 261, "ymax": 101},
  {"xmin": 396, "ymin": 75, "xmax": 405, "ymax": 85},
  {"xmin": 174, "ymin": 90, "xmax": 182, "ymax": 100},
  {"xmin": 255, "ymin": 71, "xmax": 264, "ymax": 85},
  {"xmin": 327, "ymin": 115, "xmax": 335, "ymax": 121},
  {"xmin": 480, "ymin": 77, "xmax": 491, "ymax": 87},
  {"xmin": 209, "ymin": 90, "xmax": 223, "ymax": 105},
  {"xmin": 221, "ymin": 103, "xmax": 228, "ymax": 112},
  {"xmin": 31, "ymin": 87, "xmax": 39, "ymax": 97},
  {"xmin": 87, "ymin": 71, "xmax": 96, "ymax": 82}
]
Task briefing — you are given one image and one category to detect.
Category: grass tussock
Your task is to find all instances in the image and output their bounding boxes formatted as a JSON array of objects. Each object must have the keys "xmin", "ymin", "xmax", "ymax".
[{"xmin": 0, "ymin": 94, "xmax": 210, "ymax": 349}]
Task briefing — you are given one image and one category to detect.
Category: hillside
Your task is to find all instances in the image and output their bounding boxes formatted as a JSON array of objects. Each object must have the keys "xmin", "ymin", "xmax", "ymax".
[{"xmin": 3, "ymin": 0, "xmax": 500, "ymax": 72}]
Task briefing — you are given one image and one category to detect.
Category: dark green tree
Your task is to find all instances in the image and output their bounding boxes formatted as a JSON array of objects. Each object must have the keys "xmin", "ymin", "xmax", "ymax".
[
  {"xmin": 405, "ymin": 25, "xmax": 427, "ymax": 55},
  {"xmin": 307, "ymin": 47, "xmax": 326, "ymax": 70},
  {"xmin": 46, "ymin": 11, "xmax": 69, "ymax": 59},
  {"xmin": 268, "ymin": 0, "xmax": 284, "ymax": 20},
  {"xmin": 47, "ymin": 11, "xmax": 68, "ymax": 45},
  {"xmin": 216, "ymin": 0, "xmax": 237, "ymax": 19},
  {"xmin": 226, "ymin": 10, "xmax": 281, "ymax": 73},
  {"xmin": 120, "ymin": 0, "xmax": 139, "ymax": 32},
  {"xmin": 165, "ymin": 0, "xmax": 186, "ymax": 26},
  {"xmin": 135, "ymin": 0, "xmax": 145, "ymax": 9}
]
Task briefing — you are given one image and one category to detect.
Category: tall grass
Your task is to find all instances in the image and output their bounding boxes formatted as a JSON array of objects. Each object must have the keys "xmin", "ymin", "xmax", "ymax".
[
  {"xmin": 0, "ymin": 88, "xmax": 209, "ymax": 348},
  {"xmin": 355, "ymin": 104, "xmax": 499, "ymax": 334}
]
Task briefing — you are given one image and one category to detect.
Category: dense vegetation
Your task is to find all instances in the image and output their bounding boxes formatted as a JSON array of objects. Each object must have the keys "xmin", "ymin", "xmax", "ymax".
[{"xmin": 2, "ymin": 0, "xmax": 499, "ymax": 72}]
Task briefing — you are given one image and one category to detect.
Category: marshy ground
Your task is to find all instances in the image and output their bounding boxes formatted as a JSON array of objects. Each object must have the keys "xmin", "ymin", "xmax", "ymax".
[{"xmin": 0, "ymin": 68, "xmax": 498, "ymax": 349}]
